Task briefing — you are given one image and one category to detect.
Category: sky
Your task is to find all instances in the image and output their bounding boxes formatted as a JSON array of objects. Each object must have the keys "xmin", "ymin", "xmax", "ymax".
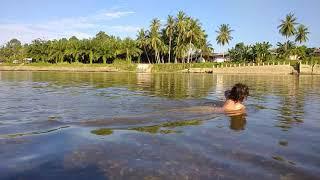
[{"xmin": 0, "ymin": 0, "xmax": 319, "ymax": 52}]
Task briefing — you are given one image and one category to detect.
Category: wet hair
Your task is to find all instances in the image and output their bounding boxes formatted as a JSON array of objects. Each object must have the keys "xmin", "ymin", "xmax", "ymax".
[{"xmin": 228, "ymin": 83, "xmax": 249, "ymax": 102}]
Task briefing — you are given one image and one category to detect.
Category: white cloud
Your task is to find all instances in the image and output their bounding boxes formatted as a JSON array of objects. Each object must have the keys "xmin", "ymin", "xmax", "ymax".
[
  {"xmin": 102, "ymin": 11, "xmax": 135, "ymax": 19},
  {"xmin": 108, "ymin": 25, "xmax": 140, "ymax": 33},
  {"xmin": 0, "ymin": 9, "xmax": 138, "ymax": 45}
]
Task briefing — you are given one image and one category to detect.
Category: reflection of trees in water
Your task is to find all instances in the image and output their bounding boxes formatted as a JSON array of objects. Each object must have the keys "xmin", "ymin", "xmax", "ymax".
[
  {"xmin": 147, "ymin": 73, "xmax": 215, "ymax": 99},
  {"xmin": 1, "ymin": 72, "xmax": 216, "ymax": 99},
  {"xmin": 277, "ymin": 77, "xmax": 305, "ymax": 131}
]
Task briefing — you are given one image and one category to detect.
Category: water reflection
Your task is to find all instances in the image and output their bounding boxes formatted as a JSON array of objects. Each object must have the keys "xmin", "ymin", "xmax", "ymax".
[{"xmin": 228, "ymin": 114, "xmax": 247, "ymax": 131}]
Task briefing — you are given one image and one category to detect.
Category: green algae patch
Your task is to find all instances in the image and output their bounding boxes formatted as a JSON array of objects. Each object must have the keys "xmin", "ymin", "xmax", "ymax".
[
  {"xmin": 162, "ymin": 120, "xmax": 202, "ymax": 128},
  {"xmin": 130, "ymin": 119, "xmax": 202, "ymax": 134},
  {"xmin": 130, "ymin": 125, "xmax": 160, "ymax": 134},
  {"xmin": 91, "ymin": 128, "xmax": 113, "ymax": 136}
]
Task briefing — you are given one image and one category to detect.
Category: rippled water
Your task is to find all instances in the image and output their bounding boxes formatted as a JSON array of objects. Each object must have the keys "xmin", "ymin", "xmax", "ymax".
[{"xmin": 0, "ymin": 71, "xmax": 319, "ymax": 180}]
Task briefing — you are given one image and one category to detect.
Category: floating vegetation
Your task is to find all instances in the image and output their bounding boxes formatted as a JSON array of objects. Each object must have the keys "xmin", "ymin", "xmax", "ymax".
[
  {"xmin": 131, "ymin": 126, "xmax": 160, "ymax": 134},
  {"xmin": 130, "ymin": 119, "xmax": 202, "ymax": 134},
  {"xmin": 0, "ymin": 126, "xmax": 70, "ymax": 138},
  {"xmin": 91, "ymin": 128, "xmax": 113, "ymax": 136},
  {"xmin": 162, "ymin": 120, "xmax": 202, "ymax": 128}
]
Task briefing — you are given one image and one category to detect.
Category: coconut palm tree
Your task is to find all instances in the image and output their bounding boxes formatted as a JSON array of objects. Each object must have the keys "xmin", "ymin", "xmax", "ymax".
[
  {"xmin": 174, "ymin": 11, "xmax": 187, "ymax": 63},
  {"xmin": 165, "ymin": 15, "xmax": 175, "ymax": 63},
  {"xmin": 137, "ymin": 28, "xmax": 151, "ymax": 63},
  {"xmin": 149, "ymin": 18, "xmax": 162, "ymax": 63},
  {"xmin": 185, "ymin": 18, "xmax": 201, "ymax": 63},
  {"xmin": 295, "ymin": 24, "xmax": 309, "ymax": 44},
  {"xmin": 216, "ymin": 24, "xmax": 233, "ymax": 58},
  {"xmin": 278, "ymin": 13, "xmax": 298, "ymax": 39}
]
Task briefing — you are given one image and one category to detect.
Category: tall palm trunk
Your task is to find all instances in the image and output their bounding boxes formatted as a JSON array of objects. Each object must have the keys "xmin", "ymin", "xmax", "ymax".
[
  {"xmin": 144, "ymin": 46, "xmax": 151, "ymax": 64},
  {"xmin": 175, "ymin": 34, "xmax": 181, "ymax": 64},
  {"xmin": 187, "ymin": 38, "xmax": 192, "ymax": 63},
  {"xmin": 103, "ymin": 55, "xmax": 106, "ymax": 64},
  {"xmin": 168, "ymin": 36, "xmax": 172, "ymax": 63},
  {"xmin": 75, "ymin": 54, "xmax": 79, "ymax": 63},
  {"xmin": 89, "ymin": 51, "xmax": 93, "ymax": 64},
  {"xmin": 154, "ymin": 50, "xmax": 158, "ymax": 64}
]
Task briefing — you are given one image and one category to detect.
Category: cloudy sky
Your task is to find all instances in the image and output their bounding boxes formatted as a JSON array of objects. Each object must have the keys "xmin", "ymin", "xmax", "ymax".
[{"xmin": 0, "ymin": 0, "xmax": 319, "ymax": 52}]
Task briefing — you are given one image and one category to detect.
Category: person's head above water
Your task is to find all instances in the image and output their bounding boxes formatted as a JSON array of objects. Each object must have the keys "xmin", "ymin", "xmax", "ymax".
[
  {"xmin": 223, "ymin": 83, "xmax": 249, "ymax": 113},
  {"xmin": 227, "ymin": 83, "xmax": 249, "ymax": 103}
]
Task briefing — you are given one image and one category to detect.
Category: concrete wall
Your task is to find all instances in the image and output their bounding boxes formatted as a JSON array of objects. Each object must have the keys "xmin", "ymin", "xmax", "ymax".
[
  {"xmin": 137, "ymin": 64, "xmax": 152, "ymax": 73},
  {"xmin": 211, "ymin": 65, "xmax": 295, "ymax": 74}
]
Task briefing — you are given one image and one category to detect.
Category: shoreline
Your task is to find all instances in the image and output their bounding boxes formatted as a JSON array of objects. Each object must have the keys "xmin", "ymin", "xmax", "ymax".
[{"xmin": 0, "ymin": 63, "xmax": 319, "ymax": 75}]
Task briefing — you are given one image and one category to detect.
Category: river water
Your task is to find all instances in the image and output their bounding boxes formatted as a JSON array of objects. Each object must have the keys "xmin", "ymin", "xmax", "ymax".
[{"xmin": 0, "ymin": 71, "xmax": 319, "ymax": 180}]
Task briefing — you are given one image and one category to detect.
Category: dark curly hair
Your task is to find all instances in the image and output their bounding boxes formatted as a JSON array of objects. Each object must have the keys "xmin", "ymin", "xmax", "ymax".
[{"xmin": 228, "ymin": 83, "xmax": 249, "ymax": 102}]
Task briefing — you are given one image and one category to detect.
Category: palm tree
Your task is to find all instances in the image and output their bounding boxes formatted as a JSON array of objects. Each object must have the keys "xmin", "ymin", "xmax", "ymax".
[
  {"xmin": 137, "ymin": 29, "xmax": 151, "ymax": 63},
  {"xmin": 278, "ymin": 13, "xmax": 298, "ymax": 39},
  {"xmin": 185, "ymin": 18, "xmax": 201, "ymax": 63},
  {"xmin": 121, "ymin": 38, "xmax": 142, "ymax": 63},
  {"xmin": 216, "ymin": 24, "xmax": 233, "ymax": 58},
  {"xmin": 149, "ymin": 18, "xmax": 162, "ymax": 63},
  {"xmin": 276, "ymin": 41, "xmax": 296, "ymax": 58},
  {"xmin": 66, "ymin": 36, "xmax": 81, "ymax": 63},
  {"xmin": 165, "ymin": 15, "xmax": 175, "ymax": 63},
  {"xmin": 295, "ymin": 24, "xmax": 309, "ymax": 44},
  {"xmin": 174, "ymin": 11, "xmax": 187, "ymax": 63}
]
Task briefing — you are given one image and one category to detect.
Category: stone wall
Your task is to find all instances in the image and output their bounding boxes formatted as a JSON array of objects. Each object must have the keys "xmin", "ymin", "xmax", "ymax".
[
  {"xmin": 211, "ymin": 65, "xmax": 295, "ymax": 74},
  {"xmin": 300, "ymin": 63, "xmax": 320, "ymax": 75}
]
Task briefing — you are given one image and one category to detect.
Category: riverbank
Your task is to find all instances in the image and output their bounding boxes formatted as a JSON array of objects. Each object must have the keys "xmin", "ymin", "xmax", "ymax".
[{"xmin": 1, "ymin": 62, "xmax": 320, "ymax": 74}]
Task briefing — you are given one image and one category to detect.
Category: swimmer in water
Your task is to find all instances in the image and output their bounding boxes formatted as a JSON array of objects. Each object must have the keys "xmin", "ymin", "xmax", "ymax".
[{"xmin": 223, "ymin": 83, "xmax": 249, "ymax": 113}]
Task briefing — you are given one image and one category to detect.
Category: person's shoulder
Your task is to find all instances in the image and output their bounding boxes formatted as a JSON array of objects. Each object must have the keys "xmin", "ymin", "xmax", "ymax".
[{"xmin": 234, "ymin": 103, "xmax": 245, "ymax": 111}]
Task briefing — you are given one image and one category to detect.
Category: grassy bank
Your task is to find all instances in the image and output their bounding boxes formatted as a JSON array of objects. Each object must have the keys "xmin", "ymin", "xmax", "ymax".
[
  {"xmin": 0, "ymin": 60, "xmax": 137, "ymax": 72},
  {"xmin": 151, "ymin": 62, "xmax": 217, "ymax": 72}
]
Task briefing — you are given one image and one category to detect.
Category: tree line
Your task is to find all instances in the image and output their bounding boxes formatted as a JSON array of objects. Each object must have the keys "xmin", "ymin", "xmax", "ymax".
[
  {"xmin": 0, "ymin": 12, "xmax": 316, "ymax": 64},
  {"xmin": 224, "ymin": 13, "xmax": 314, "ymax": 62}
]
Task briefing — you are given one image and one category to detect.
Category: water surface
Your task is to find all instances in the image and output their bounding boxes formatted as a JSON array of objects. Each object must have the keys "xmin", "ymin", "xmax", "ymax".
[{"xmin": 0, "ymin": 71, "xmax": 319, "ymax": 179}]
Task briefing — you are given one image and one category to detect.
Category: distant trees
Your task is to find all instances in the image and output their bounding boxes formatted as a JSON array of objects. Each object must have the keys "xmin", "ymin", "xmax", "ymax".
[{"xmin": 228, "ymin": 42, "xmax": 272, "ymax": 62}]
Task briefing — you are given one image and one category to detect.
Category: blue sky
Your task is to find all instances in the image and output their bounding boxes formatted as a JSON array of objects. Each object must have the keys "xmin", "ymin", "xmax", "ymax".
[{"xmin": 0, "ymin": 0, "xmax": 319, "ymax": 52}]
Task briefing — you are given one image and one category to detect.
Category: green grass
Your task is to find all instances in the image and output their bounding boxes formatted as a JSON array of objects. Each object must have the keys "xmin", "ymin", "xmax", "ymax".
[
  {"xmin": 151, "ymin": 62, "xmax": 217, "ymax": 72},
  {"xmin": 1, "ymin": 60, "xmax": 137, "ymax": 71}
]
